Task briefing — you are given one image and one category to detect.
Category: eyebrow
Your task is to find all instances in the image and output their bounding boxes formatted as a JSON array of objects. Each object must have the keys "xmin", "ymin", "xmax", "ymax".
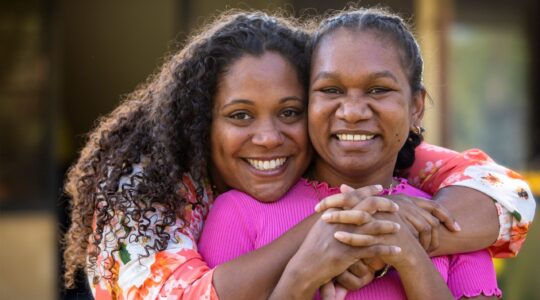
[
  {"xmin": 311, "ymin": 70, "xmax": 399, "ymax": 84},
  {"xmin": 221, "ymin": 96, "xmax": 304, "ymax": 110}
]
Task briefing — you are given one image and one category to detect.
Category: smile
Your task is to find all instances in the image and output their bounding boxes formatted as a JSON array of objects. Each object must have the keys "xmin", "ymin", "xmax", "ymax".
[
  {"xmin": 246, "ymin": 158, "xmax": 287, "ymax": 171},
  {"xmin": 336, "ymin": 133, "xmax": 375, "ymax": 141}
]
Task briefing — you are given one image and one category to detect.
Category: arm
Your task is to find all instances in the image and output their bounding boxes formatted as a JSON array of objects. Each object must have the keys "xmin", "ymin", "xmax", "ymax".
[
  {"xmin": 379, "ymin": 215, "xmax": 453, "ymax": 300},
  {"xmin": 409, "ymin": 142, "xmax": 536, "ymax": 257},
  {"xmin": 211, "ymin": 185, "xmax": 387, "ymax": 300},
  {"xmin": 269, "ymin": 197, "xmax": 403, "ymax": 300}
]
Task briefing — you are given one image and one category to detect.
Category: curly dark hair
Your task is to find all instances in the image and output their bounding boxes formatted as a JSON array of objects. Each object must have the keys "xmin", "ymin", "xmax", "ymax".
[
  {"xmin": 309, "ymin": 7, "xmax": 425, "ymax": 172},
  {"xmin": 63, "ymin": 10, "xmax": 310, "ymax": 289}
]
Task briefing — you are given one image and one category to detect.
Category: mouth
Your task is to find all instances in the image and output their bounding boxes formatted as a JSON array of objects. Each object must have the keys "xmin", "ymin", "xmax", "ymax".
[
  {"xmin": 335, "ymin": 133, "xmax": 376, "ymax": 141},
  {"xmin": 246, "ymin": 157, "xmax": 287, "ymax": 171}
]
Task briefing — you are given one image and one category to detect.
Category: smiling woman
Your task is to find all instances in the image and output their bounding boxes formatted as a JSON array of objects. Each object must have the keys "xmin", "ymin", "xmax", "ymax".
[
  {"xmin": 309, "ymin": 28, "xmax": 424, "ymax": 188},
  {"xmin": 210, "ymin": 52, "xmax": 311, "ymax": 202}
]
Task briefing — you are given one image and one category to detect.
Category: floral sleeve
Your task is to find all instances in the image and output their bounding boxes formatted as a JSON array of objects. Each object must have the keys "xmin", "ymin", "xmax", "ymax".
[
  {"xmin": 407, "ymin": 142, "xmax": 536, "ymax": 258},
  {"xmin": 89, "ymin": 167, "xmax": 218, "ymax": 300}
]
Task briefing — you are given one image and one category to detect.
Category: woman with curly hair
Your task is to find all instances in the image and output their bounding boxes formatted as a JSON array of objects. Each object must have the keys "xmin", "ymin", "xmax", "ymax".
[{"xmin": 63, "ymin": 9, "xmax": 535, "ymax": 300}]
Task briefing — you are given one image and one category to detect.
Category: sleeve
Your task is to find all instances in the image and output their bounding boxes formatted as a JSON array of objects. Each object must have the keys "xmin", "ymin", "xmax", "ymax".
[
  {"xmin": 407, "ymin": 142, "xmax": 536, "ymax": 257},
  {"xmin": 89, "ymin": 168, "xmax": 219, "ymax": 300},
  {"xmin": 446, "ymin": 250, "xmax": 502, "ymax": 299},
  {"xmin": 91, "ymin": 222, "xmax": 220, "ymax": 300},
  {"xmin": 197, "ymin": 192, "xmax": 257, "ymax": 268}
]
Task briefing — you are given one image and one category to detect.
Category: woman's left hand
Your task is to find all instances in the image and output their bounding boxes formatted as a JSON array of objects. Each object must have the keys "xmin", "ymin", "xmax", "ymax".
[
  {"xmin": 317, "ymin": 185, "xmax": 461, "ymax": 253},
  {"xmin": 387, "ymin": 194, "xmax": 460, "ymax": 252}
]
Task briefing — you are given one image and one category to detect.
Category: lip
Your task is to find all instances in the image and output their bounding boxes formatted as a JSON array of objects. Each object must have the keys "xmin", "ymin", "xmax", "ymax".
[
  {"xmin": 331, "ymin": 132, "xmax": 379, "ymax": 151},
  {"xmin": 242, "ymin": 156, "xmax": 290, "ymax": 176}
]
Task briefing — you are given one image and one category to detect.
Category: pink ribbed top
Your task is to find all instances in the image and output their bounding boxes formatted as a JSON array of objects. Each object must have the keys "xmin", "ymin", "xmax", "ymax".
[{"xmin": 198, "ymin": 178, "xmax": 502, "ymax": 299}]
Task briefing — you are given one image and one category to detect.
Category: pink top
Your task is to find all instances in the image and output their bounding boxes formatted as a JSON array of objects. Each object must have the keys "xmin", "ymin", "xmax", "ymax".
[{"xmin": 198, "ymin": 178, "xmax": 502, "ymax": 299}]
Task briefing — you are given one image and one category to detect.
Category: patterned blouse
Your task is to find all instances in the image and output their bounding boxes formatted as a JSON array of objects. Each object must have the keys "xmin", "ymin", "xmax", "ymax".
[{"xmin": 89, "ymin": 142, "xmax": 536, "ymax": 299}]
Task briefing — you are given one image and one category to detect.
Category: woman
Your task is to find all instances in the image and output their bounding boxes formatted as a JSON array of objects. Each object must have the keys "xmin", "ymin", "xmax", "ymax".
[
  {"xmin": 200, "ymin": 8, "xmax": 501, "ymax": 299},
  {"xmin": 63, "ymin": 10, "xmax": 533, "ymax": 300}
]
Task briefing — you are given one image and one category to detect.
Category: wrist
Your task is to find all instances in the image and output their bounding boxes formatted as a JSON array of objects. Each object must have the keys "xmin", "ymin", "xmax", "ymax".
[{"xmin": 273, "ymin": 262, "xmax": 319, "ymax": 300}]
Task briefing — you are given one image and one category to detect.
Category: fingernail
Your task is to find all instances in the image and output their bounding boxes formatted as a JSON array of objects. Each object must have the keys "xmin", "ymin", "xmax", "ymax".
[
  {"xmin": 321, "ymin": 212, "xmax": 331, "ymax": 221},
  {"xmin": 392, "ymin": 203, "xmax": 399, "ymax": 211},
  {"xmin": 454, "ymin": 222, "xmax": 462, "ymax": 231},
  {"xmin": 341, "ymin": 184, "xmax": 354, "ymax": 192},
  {"xmin": 394, "ymin": 223, "xmax": 401, "ymax": 231},
  {"xmin": 334, "ymin": 231, "xmax": 346, "ymax": 239},
  {"xmin": 393, "ymin": 246, "xmax": 402, "ymax": 253},
  {"xmin": 314, "ymin": 203, "xmax": 321, "ymax": 212},
  {"xmin": 374, "ymin": 185, "xmax": 383, "ymax": 192}
]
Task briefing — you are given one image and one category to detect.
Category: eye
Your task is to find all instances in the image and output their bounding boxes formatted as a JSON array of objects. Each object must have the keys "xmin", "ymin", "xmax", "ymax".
[
  {"xmin": 320, "ymin": 87, "xmax": 343, "ymax": 94},
  {"xmin": 280, "ymin": 108, "xmax": 303, "ymax": 119},
  {"xmin": 229, "ymin": 111, "xmax": 252, "ymax": 120},
  {"xmin": 367, "ymin": 87, "xmax": 392, "ymax": 95}
]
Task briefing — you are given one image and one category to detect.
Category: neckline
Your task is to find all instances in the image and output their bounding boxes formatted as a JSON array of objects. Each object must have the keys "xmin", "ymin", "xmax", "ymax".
[{"xmin": 301, "ymin": 177, "xmax": 407, "ymax": 195}]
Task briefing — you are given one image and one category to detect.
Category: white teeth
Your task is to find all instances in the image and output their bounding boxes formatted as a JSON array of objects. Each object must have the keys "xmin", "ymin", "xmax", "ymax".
[
  {"xmin": 336, "ymin": 133, "xmax": 375, "ymax": 141},
  {"xmin": 247, "ymin": 158, "xmax": 287, "ymax": 171}
]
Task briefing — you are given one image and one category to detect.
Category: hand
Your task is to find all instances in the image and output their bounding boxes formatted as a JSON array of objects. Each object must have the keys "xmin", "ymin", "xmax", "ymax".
[
  {"xmin": 334, "ymin": 260, "xmax": 378, "ymax": 291},
  {"xmin": 287, "ymin": 209, "xmax": 402, "ymax": 289},
  {"xmin": 388, "ymin": 194, "xmax": 461, "ymax": 252},
  {"xmin": 320, "ymin": 282, "xmax": 348, "ymax": 300},
  {"xmin": 315, "ymin": 184, "xmax": 387, "ymax": 213},
  {"xmin": 316, "ymin": 184, "xmax": 461, "ymax": 253}
]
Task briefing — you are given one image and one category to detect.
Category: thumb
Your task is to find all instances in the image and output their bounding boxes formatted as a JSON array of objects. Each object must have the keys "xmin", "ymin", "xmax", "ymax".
[{"xmin": 340, "ymin": 184, "xmax": 355, "ymax": 193}]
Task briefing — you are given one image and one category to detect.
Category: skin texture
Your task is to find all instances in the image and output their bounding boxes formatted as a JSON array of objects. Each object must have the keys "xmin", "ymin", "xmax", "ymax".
[
  {"xmin": 309, "ymin": 28, "xmax": 424, "ymax": 189},
  {"xmin": 269, "ymin": 28, "xmax": 494, "ymax": 300},
  {"xmin": 211, "ymin": 52, "xmax": 311, "ymax": 202},
  {"xmin": 211, "ymin": 31, "xmax": 499, "ymax": 300}
]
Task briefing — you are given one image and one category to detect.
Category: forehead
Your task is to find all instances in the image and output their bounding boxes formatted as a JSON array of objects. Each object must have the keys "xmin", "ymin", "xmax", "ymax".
[
  {"xmin": 312, "ymin": 28, "xmax": 407, "ymax": 80},
  {"xmin": 215, "ymin": 51, "xmax": 304, "ymax": 104}
]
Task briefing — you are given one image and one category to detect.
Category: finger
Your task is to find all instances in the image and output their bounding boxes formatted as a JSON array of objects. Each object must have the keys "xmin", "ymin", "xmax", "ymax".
[
  {"xmin": 352, "ymin": 244, "xmax": 402, "ymax": 259},
  {"xmin": 340, "ymin": 184, "xmax": 355, "ymax": 193},
  {"xmin": 334, "ymin": 284, "xmax": 348, "ymax": 300},
  {"xmin": 334, "ymin": 232, "xmax": 378, "ymax": 247},
  {"xmin": 320, "ymin": 282, "xmax": 336, "ymax": 300},
  {"xmin": 334, "ymin": 270, "xmax": 365, "ymax": 291},
  {"xmin": 415, "ymin": 208, "xmax": 441, "ymax": 251},
  {"xmin": 418, "ymin": 201, "xmax": 461, "ymax": 232},
  {"xmin": 354, "ymin": 196, "xmax": 399, "ymax": 214},
  {"xmin": 429, "ymin": 220, "xmax": 440, "ymax": 252},
  {"xmin": 356, "ymin": 220, "xmax": 401, "ymax": 235},
  {"xmin": 321, "ymin": 210, "xmax": 372, "ymax": 225},
  {"xmin": 404, "ymin": 214, "xmax": 431, "ymax": 250},
  {"xmin": 348, "ymin": 260, "xmax": 373, "ymax": 280},
  {"xmin": 315, "ymin": 185, "xmax": 383, "ymax": 212},
  {"xmin": 361, "ymin": 257, "xmax": 386, "ymax": 272}
]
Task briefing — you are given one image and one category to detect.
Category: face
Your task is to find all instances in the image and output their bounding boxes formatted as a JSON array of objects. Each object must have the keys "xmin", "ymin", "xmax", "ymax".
[
  {"xmin": 309, "ymin": 28, "xmax": 424, "ymax": 187},
  {"xmin": 211, "ymin": 51, "xmax": 311, "ymax": 202}
]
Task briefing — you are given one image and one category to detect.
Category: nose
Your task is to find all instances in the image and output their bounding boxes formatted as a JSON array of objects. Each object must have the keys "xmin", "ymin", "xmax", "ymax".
[
  {"xmin": 335, "ymin": 96, "xmax": 372, "ymax": 123},
  {"xmin": 251, "ymin": 120, "xmax": 285, "ymax": 149}
]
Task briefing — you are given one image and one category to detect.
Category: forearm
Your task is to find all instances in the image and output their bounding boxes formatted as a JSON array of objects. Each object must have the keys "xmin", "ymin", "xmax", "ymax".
[
  {"xmin": 212, "ymin": 213, "xmax": 319, "ymax": 300},
  {"xmin": 430, "ymin": 186, "xmax": 499, "ymax": 256},
  {"xmin": 268, "ymin": 258, "xmax": 320, "ymax": 300}
]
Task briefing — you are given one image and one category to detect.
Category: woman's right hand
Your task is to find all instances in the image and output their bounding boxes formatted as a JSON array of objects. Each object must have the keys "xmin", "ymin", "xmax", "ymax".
[
  {"xmin": 317, "ymin": 184, "xmax": 460, "ymax": 253},
  {"xmin": 271, "ymin": 190, "xmax": 402, "ymax": 300}
]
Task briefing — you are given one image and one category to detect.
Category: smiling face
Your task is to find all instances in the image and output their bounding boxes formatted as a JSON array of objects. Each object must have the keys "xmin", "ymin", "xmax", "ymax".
[
  {"xmin": 211, "ymin": 51, "xmax": 311, "ymax": 202},
  {"xmin": 309, "ymin": 28, "xmax": 424, "ymax": 188}
]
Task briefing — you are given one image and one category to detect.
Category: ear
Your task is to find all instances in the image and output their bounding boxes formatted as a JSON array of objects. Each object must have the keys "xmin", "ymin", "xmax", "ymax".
[{"xmin": 410, "ymin": 89, "xmax": 426, "ymax": 127}]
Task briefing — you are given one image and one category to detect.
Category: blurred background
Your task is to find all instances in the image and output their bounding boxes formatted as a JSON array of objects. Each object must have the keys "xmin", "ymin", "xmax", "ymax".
[{"xmin": 0, "ymin": 0, "xmax": 539, "ymax": 299}]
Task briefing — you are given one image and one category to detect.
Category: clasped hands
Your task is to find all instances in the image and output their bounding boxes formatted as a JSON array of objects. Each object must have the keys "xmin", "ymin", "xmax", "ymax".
[{"xmin": 312, "ymin": 184, "xmax": 461, "ymax": 300}]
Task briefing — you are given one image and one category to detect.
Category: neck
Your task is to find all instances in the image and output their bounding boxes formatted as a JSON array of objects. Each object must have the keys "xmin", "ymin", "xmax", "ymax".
[{"xmin": 312, "ymin": 158, "xmax": 395, "ymax": 189}]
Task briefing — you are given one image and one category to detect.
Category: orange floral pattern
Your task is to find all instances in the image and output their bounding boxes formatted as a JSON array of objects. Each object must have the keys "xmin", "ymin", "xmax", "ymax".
[
  {"xmin": 89, "ymin": 143, "xmax": 535, "ymax": 299},
  {"xmin": 410, "ymin": 142, "xmax": 536, "ymax": 258}
]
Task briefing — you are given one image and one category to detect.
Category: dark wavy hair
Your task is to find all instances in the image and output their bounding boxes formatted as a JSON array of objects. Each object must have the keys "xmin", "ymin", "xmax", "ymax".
[
  {"xmin": 310, "ymin": 7, "xmax": 425, "ymax": 172},
  {"xmin": 63, "ymin": 10, "xmax": 310, "ymax": 288}
]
